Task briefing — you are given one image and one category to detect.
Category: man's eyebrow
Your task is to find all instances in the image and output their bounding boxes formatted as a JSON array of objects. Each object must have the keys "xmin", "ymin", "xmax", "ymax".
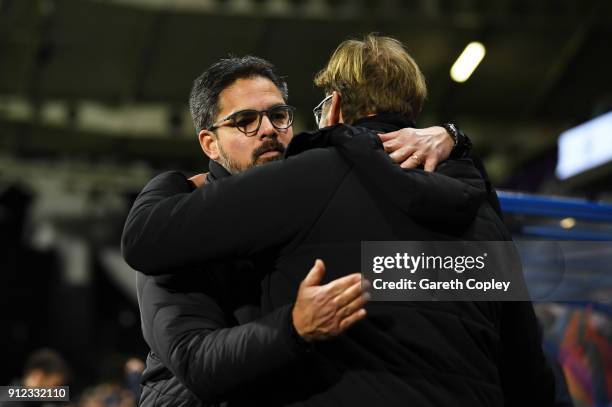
[{"xmin": 227, "ymin": 102, "xmax": 287, "ymax": 115}]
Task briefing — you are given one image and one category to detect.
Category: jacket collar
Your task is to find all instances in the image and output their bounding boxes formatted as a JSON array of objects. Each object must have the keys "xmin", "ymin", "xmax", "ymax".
[
  {"xmin": 352, "ymin": 112, "xmax": 416, "ymax": 133},
  {"xmin": 285, "ymin": 113, "xmax": 415, "ymax": 158},
  {"xmin": 207, "ymin": 159, "xmax": 232, "ymax": 182}
]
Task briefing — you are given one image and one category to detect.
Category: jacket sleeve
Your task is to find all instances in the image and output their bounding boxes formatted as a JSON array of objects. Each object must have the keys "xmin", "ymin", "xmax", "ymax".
[
  {"xmin": 138, "ymin": 272, "xmax": 308, "ymax": 403},
  {"xmin": 122, "ymin": 149, "xmax": 350, "ymax": 275},
  {"xmin": 499, "ymin": 301, "xmax": 556, "ymax": 406},
  {"xmin": 330, "ymin": 130, "xmax": 488, "ymax": 230}
]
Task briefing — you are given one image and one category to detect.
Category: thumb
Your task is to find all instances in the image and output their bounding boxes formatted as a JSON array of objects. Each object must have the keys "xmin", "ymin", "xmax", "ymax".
[{"xmin": 301, "ymin": 259, "xmax": 326, "ymax": 287}]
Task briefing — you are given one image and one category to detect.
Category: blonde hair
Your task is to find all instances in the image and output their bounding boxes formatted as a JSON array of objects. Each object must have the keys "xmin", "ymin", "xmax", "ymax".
[{"xmin": 314, "ymin": 34, "xmax": 427, "ymax": 124}]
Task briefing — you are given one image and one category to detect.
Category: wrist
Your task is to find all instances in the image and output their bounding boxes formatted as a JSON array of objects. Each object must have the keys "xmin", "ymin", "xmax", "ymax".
[
  {"xmin": 442, "ymin": 123, "xmax": 459, "ymax": 148},
  {"xmin": 290, "ymin": 306, "xmax": 312, "ymax": 346},
  {"xmin": 442, "ymin": 123, "xmax": 472, "ymax": 159}
]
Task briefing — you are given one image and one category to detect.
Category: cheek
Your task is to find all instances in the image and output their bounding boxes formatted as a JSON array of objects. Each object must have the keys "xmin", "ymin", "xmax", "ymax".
[
  {"xmin": 280, "ymin": 129, "xmax": 294, "ymax": 147},
  {"xmin": 225, "ymin": 137, "xmax": 256, "ymax": 162}
]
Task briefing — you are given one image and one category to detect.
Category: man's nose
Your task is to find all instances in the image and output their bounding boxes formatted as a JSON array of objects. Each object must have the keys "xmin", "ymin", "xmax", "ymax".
[{"xmin": 257, "ymin": 114, "xmax": 278, "ymax": 139}]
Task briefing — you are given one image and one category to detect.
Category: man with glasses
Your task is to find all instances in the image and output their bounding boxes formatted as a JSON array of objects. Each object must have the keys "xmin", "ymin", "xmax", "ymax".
[{"xmin": 123, "ymin": 48, "xmax": 508, "ymax": 406}]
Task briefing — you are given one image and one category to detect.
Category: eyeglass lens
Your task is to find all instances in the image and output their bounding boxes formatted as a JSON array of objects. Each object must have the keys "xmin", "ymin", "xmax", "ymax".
[{"xmin": 234, "ymin": 106, "xmax": 293, "ymax": 134}]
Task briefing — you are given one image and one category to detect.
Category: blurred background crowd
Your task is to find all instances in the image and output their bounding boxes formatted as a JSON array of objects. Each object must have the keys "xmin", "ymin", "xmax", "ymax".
[{"xmin": 1, "ymin": 0, "xmax": 611, "ymax": 406}]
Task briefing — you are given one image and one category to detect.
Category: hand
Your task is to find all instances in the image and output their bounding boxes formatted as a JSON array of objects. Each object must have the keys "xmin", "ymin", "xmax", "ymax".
[
  {"xmin": 292, "ymin": 259, "xmax": 369, "ymax": 342},
  {"xmin": 379, "ymin": 126, "xmax": 454, "ymax": 172},
  {"xmin": 188, "ymin": 173, "xmax": 208, "ymax": 188}
]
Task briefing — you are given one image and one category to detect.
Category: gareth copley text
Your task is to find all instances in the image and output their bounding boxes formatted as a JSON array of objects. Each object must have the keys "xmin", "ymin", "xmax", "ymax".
[{"xmin": 372, "ymin": 278, "xmax": 511, "ymax": 292}]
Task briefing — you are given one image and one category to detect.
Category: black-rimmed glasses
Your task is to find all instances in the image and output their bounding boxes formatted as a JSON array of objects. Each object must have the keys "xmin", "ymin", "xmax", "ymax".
[
  {"xmin": 208, "ymin": 104, "xmax": 295, "ymax": 136},
  {"xmin": 313, "ymin": 94, "xmax": 332, "ymax": 126}
]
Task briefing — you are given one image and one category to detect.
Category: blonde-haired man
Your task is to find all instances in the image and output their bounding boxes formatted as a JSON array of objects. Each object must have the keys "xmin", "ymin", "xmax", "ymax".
[{"xmin": 312, "ymin": 34, "xmax": 473, "ymax": 173}]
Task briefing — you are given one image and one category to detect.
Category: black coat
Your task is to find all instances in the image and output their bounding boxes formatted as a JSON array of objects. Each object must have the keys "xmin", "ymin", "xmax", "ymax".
[
  {"xmin": 132, "ymin": 171, "xmax": 310, "ymax": 407},
  {"xmin": 123, "ymin": 114, "xmax": 555, "ymax": 407},
  {"xmin": 136, "ymin": 265, "xmax": 310, "ymax": 407}
]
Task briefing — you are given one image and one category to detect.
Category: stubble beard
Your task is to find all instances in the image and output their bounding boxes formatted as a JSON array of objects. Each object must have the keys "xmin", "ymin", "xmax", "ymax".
[
  {"xmin": 217, "ymin": 142, "xmax": 248, "ymax": 175},
  {"xmin": 217, "ymin": 138, "xmax": 285, "ymax": 174}
]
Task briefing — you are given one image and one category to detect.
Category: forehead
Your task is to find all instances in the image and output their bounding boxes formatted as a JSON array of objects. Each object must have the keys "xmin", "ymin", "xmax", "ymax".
[{"xmin": 217, "ymin": 76, "xmax": 285, "ymax": 118}]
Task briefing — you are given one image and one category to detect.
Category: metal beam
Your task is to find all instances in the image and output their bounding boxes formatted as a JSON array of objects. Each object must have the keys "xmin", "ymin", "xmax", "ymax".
[{"xmin": 522, "ymin": 0, "xmax": 604, "ymax": 118}]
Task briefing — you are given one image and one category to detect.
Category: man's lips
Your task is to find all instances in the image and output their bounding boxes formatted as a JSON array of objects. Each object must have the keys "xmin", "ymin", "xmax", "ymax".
[
  {"xmin": 259, "ymin": 150, "xmax": 281, "ymax": 157},
  {"xmin": 253, "ymin": 140, "xmax": 285, "ymax": 162}
]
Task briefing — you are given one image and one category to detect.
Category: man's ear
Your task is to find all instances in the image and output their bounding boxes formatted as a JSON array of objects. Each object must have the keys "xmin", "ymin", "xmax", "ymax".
[
  {"xmin": 327, "ymin": 90, "xmax": 343, "ymax": 126},
  {"xmin": 198, "ymin": 129, "xmax": 220, "ymax": 161}
]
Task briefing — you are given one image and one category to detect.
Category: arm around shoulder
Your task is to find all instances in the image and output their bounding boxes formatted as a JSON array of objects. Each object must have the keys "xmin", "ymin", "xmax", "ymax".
[{"xmin": 122, "ymin": 152, "xmax": 348, "ymax": 274}]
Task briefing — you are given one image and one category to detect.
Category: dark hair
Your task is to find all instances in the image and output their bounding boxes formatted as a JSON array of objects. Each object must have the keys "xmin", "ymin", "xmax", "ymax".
[
  {"xmin": 189, "ymin": 56, "xmax": 289, "ymax": 132},
  {"xmin": 24, "ymin": 349, "xmax": 70, "ymax": 379}
]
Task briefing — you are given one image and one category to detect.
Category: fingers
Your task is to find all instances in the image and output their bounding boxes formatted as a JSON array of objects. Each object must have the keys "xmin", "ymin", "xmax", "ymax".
[
  {"xmin": 324, "ymin": 273, "xmax": 362, "ymax": 296},
  {"xmin": 400, "ymin": 154, "xmax": 421, "ymax": 169},
  {"xmin": 389, "ymin": 145, "xmax": 417, "ymax": 164},
  {"xmin": 382, "ymin": 137, "xmax": 405, "ymax": 153},
  {"xmin": 301, "ymin": 259, "xmax": 326, "ymax": 287},
  {"xmin": 423, "ymin": 157, "xmax": 439, "ymax": 172},
  {"xmin": 332, "ymin": 279, "xmax": 370, "ymax": 335},
  {"xmin": 380, "ymin": 129, "xmax": 418, "ymax": 154},
  {"xmin": 333, "ymin": 279, "xmax": 370, "ymax": 309},
  {"xmin": 382, "ymin": 141, "xmax": 396, "ymax": 153},
  {"xmin": 378, "ymin": 131, "xmax": 399, "ymax": 142},
  {"xmin": 338, "ymin": 309, "xmax": 367, "ymax": 332},
  {"xmin": 381, "ymin": 127, "xmax": 450, "ymax": 172},
  {"xmin": 379, "ymin": 128, "xmax": 417, "ymax": 143},
  {"xmin": 338, "ymin": 289, "xmax": 369, "ymax": 320}
]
